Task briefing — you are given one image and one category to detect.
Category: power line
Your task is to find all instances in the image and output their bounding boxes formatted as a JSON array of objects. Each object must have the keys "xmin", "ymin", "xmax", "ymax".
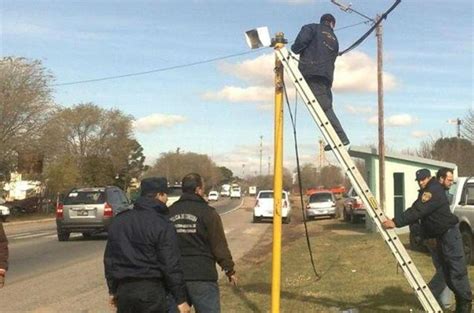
[
  {"xmin": 51, "ymin": 22, "xmax": 370, "ymax": 87},
  {"xmin": 52, "ymin": 49, "xmax": 264, "ymax": 87}
]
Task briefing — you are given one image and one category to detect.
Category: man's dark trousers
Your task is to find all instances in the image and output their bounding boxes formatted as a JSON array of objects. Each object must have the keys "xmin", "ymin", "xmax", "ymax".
[
  {"xmin": 116, "ymin": 279, "xmax": 166, "ymax": 313},
  {"xmin": 306, "ymin": 76, "xmax": 348, "ymax": 144},
  {"xmin": 436, "ymin": 224, "xmax": 472, "ymax": 310}
]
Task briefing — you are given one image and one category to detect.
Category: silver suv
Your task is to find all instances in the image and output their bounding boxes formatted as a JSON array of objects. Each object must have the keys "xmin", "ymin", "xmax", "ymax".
[
  {"xmin": 56, "ymin": 186, "xmax": 130, "ymax": 241},
  {"xmin": 452, "ymin": 177, "xmax": 474, "ymax": 265}
]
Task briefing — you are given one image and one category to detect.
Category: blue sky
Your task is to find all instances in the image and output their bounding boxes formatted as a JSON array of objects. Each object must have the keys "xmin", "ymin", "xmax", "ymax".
[{"xmin": 1, "ymin": 0, "xmax": 472, "ymax": 176}]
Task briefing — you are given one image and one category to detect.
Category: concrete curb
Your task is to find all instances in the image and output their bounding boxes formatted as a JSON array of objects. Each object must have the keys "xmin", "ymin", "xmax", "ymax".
[{"xmin": 3, "ymin": 217, "xmax": 55, "ymax": 226}]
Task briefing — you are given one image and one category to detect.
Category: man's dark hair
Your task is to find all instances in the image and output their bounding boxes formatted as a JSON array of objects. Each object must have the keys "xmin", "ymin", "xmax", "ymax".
[
  {"xmin": 436, "ymin": 167, "xmax": 453, "ymax": 180},
  {"xmin": 320, "ymin": 13, "xmax": 336, "ymax": 26},
  {"xmin": 182, "ymin": 173, "xmax": 203, "ymax": 194}
]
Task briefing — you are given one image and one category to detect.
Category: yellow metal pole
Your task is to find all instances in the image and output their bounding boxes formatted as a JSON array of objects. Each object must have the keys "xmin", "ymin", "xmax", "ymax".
[{"xmin": 271, "ymin": 34, "xmax": 285, "ymax": 313}]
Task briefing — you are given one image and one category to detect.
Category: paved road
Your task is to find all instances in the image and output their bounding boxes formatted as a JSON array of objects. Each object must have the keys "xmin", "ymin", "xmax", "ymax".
[{"xmin": 0, "ymin": 196, "xmax": 267, "ymax": 312}]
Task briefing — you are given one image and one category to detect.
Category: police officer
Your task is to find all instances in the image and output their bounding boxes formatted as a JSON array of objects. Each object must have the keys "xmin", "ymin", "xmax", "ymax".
[
  {"xmin": 0, "ymin": 222, "xmax": 8, "ymax": 288},
  {"xmin": 104, "ymin": 177, "xmax": 190, "ymax": 313},
  {"xmin": 383, "ymin": 169, "xmax": 472, "ymax": 312},
  {"xmin": 168, "ymin": 173, "xmax": 236, "ymax": 313},
  {"xmin": 291, "ymin": 13, "xmax": 349, "ymax": 151}
]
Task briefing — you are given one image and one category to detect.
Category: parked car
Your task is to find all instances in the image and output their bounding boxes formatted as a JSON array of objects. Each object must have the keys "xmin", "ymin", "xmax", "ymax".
[
  {"xmin": 0, "ymin": 204, "xmax": 10, "ymax": 222},
  {"xmin": 305, "ymin": 191, "xmax": 336, "ymax": 220},
  {"xmin": 343, "ymin": 187, "xmax": 366, "ymax": 223},
  {"xmin": 451, "ymin": 177, "xmax": 474, "ymax": 265},
  {"xmin": 208, "ymin": 191, "xmax": 219, "ymax": 201},
  {"xmin": 253, "ymin": 190, "xmax": 291, "ymax": 224},
  {"xmin": 56, "ymin": 186, "xmax": 130, "ymax": 241}
]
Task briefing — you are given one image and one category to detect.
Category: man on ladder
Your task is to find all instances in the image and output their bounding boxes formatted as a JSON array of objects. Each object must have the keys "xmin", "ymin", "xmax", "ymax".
[{"xmin": 291, "ymin": 13, "xmax": 349, "ymax": 151}]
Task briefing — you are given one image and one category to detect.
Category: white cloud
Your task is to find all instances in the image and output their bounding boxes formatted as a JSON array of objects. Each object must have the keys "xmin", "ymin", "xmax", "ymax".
[
  {"xmin": 345, "ymin": 104, "xmax": 374, "ymax": 115},
  {"xmin": 334, "ymin": 51, "xmax": 397, "ymax": 93},
  {"xmin": 368, "ymin": 114, "xmax": 418, "ymax": 127},
  {"xmin": 218, "ymin": 54, "xmax": 273, "ymax": 85},
  {"xmin": 202, "ymin": 86, "xmax": 273, "ymax": 103},
  {"xmin": 411, "ymin": 130, "xmax": 429, "ymax": 138},
  {"xmin": 133, "ymin": 113, "xmax": 186, "ymax": 133},
  {"xmin": 206, "ymin": 50, "xmax": 398, "ymax": 108}
]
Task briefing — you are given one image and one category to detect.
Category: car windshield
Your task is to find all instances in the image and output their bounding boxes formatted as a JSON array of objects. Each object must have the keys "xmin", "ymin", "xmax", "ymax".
[
  {"xmin": 64, "ymin": 191, "xmax": 105, "ymax": 205},
  {"xmin": 258, "ymin": 192, "xmax": 286, "ymax": 199},
  {"xmin": 168, "ymin": 186, "xmax": 182, "ymax": 198},
  {"xmin": 309, "ymin": 193, "xmax": 333, "ymax": 203}
]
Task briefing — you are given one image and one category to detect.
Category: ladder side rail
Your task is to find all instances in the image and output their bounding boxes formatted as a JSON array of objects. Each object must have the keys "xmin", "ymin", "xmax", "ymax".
[{"xmin": 276, "ymin": 47, "xmax": 442, "ymax": 313}]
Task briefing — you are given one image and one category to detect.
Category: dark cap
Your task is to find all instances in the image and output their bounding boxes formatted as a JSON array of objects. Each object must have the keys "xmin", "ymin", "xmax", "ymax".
[
  {"xmin": 140, "ymin": 177, "xmax": 169, "ymax": 196},
  {"xmin": 415, "ymin": 168, "xmax": 431, "ymax": 181},
  {"xmin": 320, "ymin": 13, "xmax": 336, "ymax": 25}
]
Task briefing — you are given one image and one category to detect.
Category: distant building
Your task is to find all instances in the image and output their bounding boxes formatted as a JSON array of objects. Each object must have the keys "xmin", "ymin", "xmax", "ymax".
[{"xmin": 349, "ymin": 146, "xmax": 457, "ymax": 232}]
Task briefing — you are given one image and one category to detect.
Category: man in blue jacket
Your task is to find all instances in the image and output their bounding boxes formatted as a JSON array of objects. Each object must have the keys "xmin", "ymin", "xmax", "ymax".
[
  {"xmin": 291, "ymin": 13, "xmax": 349, "ymax": 151},
  {"xmin": 104, "ymin": 177, "xmax": 190, "ymax": 313},
  {"xmin": 383, "ymin": 169, "xmax": 472, "ymax": 313}
]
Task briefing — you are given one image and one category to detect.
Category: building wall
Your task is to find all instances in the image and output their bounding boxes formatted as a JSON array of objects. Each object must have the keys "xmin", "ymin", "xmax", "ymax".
[{"xmin": 368, "ymin": 158, "xmax": 457, "ymax": 218}]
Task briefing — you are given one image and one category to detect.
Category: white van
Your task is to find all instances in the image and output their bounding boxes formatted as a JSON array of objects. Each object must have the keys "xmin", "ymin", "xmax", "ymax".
[{"xmin": 230, "ymin": 186, "xmax": 241, "ymax": 199}]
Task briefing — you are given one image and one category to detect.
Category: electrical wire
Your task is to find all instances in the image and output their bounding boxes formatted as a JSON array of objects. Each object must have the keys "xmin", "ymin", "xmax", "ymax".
[
  {"xmin": 282, "ymin": 78, "xmax": 321, "ymax": 281},
  {"xmin": 52, "ymin": 49, "xmax": 264, "ymax": 86},
  {"xmin": 51, "ymin": 21, "xmax": 372, "ymax": 87}
]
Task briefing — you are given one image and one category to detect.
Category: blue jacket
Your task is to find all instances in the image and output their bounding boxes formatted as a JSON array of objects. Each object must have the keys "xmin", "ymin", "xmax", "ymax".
[
  {"xmin": 104, "ymin": 196, "xmax": 186, "ymax": 304},
  {"xmin": 291, "ymin": 23, "xmax": 339, "ymax": 86},
  {"xmin": 395, "ymin": 178, "xmax": 458, "ymax": 238}
]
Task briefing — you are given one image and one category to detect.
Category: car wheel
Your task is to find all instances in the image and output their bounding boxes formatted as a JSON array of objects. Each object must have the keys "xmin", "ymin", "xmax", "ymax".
[
  {"xmin": 82, "ymin": 232, "xmax": 92, "ymax": 239},
  {"xmin": 253, "ymin": 216, "xmax": 261, "ymax": 223},
  {"xmin": 283, "ymin": 216, "xmax": 291, "ymax": 224},
  {"xmin": 330, "ymin": 214, "xmax": 336, "ymax": 219},
  {"xmin": 57, "ymin": 230, "xmax": 70, "ymax": 242},
  {"xmin": 0, "ymin": 216, "xmax": 7, "ymax": 223},
  {"xmin": 460, "ymin": 227, "xmax": 473, "ymax": 265}
]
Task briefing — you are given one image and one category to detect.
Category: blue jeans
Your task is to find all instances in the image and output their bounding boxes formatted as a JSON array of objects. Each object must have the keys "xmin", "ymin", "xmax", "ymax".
[
  {"xmin": 426, "ymin": 241, "xmax": 453, "ymax": 308},
  {"xmin": 436, "ymin": 224, "xmax": 472, "ymax": 304},
  {"xmin": 168, "ymin": 281, "xmax": 220, "ymax": 313}
]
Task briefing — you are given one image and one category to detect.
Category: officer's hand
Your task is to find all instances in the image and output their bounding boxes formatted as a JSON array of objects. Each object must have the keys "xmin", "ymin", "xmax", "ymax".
[
  {"xmin": 108, "ymin": 295, "xmax": 117, "ymax": 309},
  {"xmin": 382, "ymin": 219, "xmax": 396, "ymax": 229},
  {"xmin": 228, "ymin": 273, "xmax": 238, "ymax": 286},
  {"xmin": 177, "ymin": 302, "xmax": 191, "ymax": 313}
]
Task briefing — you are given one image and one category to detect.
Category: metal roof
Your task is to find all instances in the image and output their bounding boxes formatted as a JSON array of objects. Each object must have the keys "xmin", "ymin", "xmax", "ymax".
[{"xmin": 348, "ymin": 146, "xmax": 457, "ymax": 169}]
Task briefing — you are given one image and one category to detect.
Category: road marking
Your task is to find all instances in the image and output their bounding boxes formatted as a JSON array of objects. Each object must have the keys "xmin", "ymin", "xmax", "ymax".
[{"xmin": 10, "ymin": 231, "xmax": 56, "ymax": 239}]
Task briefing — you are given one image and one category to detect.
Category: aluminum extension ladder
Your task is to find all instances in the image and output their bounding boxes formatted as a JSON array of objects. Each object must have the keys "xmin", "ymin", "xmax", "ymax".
[{"xmin": 275, "ymin": 46, "xmax": 442, "ymax": 313}]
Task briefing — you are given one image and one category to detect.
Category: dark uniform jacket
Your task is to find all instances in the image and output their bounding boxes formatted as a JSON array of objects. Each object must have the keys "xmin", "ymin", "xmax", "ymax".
[
  {"xmin": 0, "ymin": 223, "xmax": 8, "ymax": 270},
  {"xmin": 394, "ymin": 178, "xmax": 458, "ymax": 238},
  {"xmin": 168, "ymin": 193, "xmax": 234, "ymax": 281},
  {"xmin": 291, "ymin": 23, "xmax": 339, "ymax": 86},
  {"xmin": 104, "ymin": 196, "xmax": 186, "ymax": 304}
]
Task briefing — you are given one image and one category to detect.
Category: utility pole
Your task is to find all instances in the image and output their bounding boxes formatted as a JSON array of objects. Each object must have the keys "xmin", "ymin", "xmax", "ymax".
[
  {"xmin": 376, "ymin": 15, "xmax": 386, "ymax": 213},
  {"xmin": 259, "ymin": 135, "xmax": 263, "ymax": 176},
  {"xmin": 332, "ymin": 0, "xmax": 386, "ymax": 213},
  {"xmin": 271, "ymin": 32, "xmax": 287, "ymax": 313}
]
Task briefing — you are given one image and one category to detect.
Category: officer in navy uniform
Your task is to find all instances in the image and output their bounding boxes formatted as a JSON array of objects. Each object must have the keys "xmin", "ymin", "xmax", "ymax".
[
  {"xmin": 104, "ymin": 177, "xmax": 190, "ymax": 313},
  {"xmin": 291, "ymin": 13, "xmax": 349, "ymax": 151},
  {"xmin": 383, "ymin": 169, "xmax": 472, "ymax": 313}
]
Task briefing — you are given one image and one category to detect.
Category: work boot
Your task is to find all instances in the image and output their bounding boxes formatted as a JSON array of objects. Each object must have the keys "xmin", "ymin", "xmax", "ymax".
[
  {"xmin": 324, "ymin": 139, "xmax": 350, "ymax": 151},
  {"xmin": 455, "ymin": 300, "xmax": 472, "ymax": 313}
]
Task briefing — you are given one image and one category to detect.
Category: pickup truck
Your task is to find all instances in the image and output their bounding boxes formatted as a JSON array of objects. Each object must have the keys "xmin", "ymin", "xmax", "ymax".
[
  {"xmin": 342, "ymin": 187, "xmax": 366, "ymax": 223},
  {"xmin": 410, "ymin": 176, "xmax": 474, "ymax": 264},
  {"xmin": 451, "ymin": 176, "xmax": 474, "ymax": 265}
]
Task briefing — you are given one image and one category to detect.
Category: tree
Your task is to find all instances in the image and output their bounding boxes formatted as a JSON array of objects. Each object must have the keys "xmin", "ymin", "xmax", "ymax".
[
  {"xmin": 294, "ymin": 163, "xmax": 319, "ymax": 190},
  {"xmin": 42, "ymin": 103, "xmax": 137, "ymax": 189},
  {"xmin": 430, "ymin": 137, "xmax": 474, "ymax": 176},
  {"xmin": 0, "ymin": 57, "xmax": 54, "ymax": 176},
  {"xmin": 147, "ymin": 151, "xmax": 222, "ymax": 190},
  {"xmin": 218, "ymin": 166, "xmax": 233, "ymax": 184},
  {"xmin": 462, "ymin": 108, "xmax": 473, "ymax": 143}
]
